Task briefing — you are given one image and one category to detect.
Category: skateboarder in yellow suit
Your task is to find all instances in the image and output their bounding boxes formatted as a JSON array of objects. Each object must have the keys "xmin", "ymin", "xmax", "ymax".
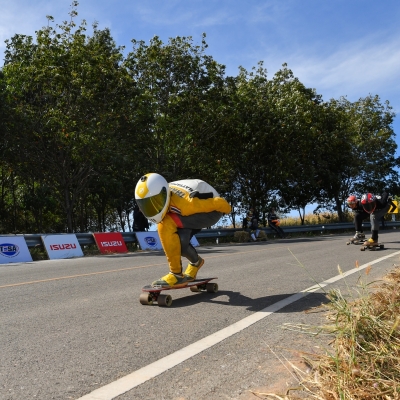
[{"xmin": 135, "ymin": 173, "xmax": 231, "ymax": 288}]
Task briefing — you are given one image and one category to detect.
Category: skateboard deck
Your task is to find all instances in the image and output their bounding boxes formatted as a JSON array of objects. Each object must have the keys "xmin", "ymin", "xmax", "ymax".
[
  {"xmin": 360, "ymin": 242, "xmax": 384, "ymax": 251},
  {"xmin": 140, "ymin": 277, "xmax": 218, "ymax": 307}
]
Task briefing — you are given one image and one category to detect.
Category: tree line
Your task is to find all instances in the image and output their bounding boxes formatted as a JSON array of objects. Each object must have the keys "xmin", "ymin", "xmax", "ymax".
[{"xmin": 0, "ymin": 2, "xmax": 398, "ymax": 233}]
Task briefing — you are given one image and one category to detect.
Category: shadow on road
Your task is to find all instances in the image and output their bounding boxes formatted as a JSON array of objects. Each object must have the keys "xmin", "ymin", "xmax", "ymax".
[{"xmin": 168, "ymin": 289, "xmax": 329, "ymax": 312}]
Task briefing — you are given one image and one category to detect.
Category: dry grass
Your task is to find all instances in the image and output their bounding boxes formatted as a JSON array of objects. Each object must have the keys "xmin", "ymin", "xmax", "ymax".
[
  {"xmin": 234, "ymin": 230, "xmax": 251, "ymax": 242},
  {"xmin": 233, "ymin": 230, "xmax": 268, "ymax": 243},
  {"xmin": 281, "ymin": 211, "xmax": 395, "ymax": 227},
  {"xmin": 281, "ymin": 213, "xmax": 353, "ymax": 227},
  {"xmin": 257, "ymin": 230, "xmax": 268, "ymax": 240},
  {"xmin": 252, "ymin": 267, "xmax": 400, "ymax": 400}
]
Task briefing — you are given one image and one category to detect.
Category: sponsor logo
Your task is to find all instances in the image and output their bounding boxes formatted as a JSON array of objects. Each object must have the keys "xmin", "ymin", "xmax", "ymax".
[
  {"xmin": 50, "ymin": 244, "xmax": 77, "ymax": 251},
  {"xmin": 0, "ymin": 243, "xmax": 20, "ymax": 258},
  {"xmin": 171, "ymin": 187, "xmax": 185, "ymax": 198},
  {"xmin": 170, "ymin": 182, "xmax": 194, "ymax": 192},
  {"xmin": 100, "ymin": 241, "xmax": 123, "ymax": 247},
  {"xmin": 144, "ymin": 236, "xmax": 158, "ymax": 248}
]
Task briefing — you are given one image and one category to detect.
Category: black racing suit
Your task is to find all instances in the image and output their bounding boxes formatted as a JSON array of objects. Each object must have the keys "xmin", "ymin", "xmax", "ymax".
[
  {"xmin": 351, "ymin": 201, "xmax": 369, "ymax": 233},
  {"xmin": 369, "ymin": 192, "xmax": 394, "ymax": 241}
]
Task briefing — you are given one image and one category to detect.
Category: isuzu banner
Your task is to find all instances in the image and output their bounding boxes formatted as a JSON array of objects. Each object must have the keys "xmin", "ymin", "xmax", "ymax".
[
  {"xmin": 93, "ymin": 232, "xmax": 128, "ymax": 254},
  {"xmin": 0, "ymin": 236, "xmax": 33, "ymax": 264},
  {"xmin": 135, "ymin": 231, "xmax": 199, "ymax": 251},
  {"xmin": 41, "ymin": 234, "xmax": 83, "ymax": 260}
]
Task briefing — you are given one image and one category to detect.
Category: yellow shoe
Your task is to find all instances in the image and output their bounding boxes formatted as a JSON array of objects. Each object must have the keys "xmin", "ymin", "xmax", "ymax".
[
  {"xmin": 151, "ymin": 272, "xmax": 188, "ymax": 288},
  {"xmin": 364, "ymin": 238, "xmax": 377, "ymax": 245},
  {"xmin": 184, "ymin": 256, "xmax": 204, "ymax": 281}
]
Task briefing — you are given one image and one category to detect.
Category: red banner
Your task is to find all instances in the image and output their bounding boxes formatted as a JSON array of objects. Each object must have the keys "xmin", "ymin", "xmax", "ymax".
[{"xmin": 93, "ymin": 232, "xmax": 128, "ymax": 254}]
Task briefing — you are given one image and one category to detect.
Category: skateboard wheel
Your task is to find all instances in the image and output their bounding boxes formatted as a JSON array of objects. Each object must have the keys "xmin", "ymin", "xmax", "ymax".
[
  {"xmin": 157, "ymin": 294, "xmax": 173, "ymax": 307},
  {"xmin": 360, "ymin": 247, "xmax": 365, "ymax": 251},
  {"xmin": 206, "ymin": 282, "xmax": 218, "ymax": 293},
  {"xmin": 190, "ymin": 286, "xmax": 201, "ymax": 292},
  {"xmin": 380, "ymin": 244, "xmax": 384, "ymax": 249},
  {"xmin": 139, "ymin": 293, "xmax": 153, "ymax": 305}
]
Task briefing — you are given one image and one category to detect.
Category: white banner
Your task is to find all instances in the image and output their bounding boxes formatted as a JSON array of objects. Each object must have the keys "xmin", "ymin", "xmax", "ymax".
[
  {"xmin": 135, "ymin": 231, "xmax": 199, "ymax": 250},
  {"xmin": 41, "ymin": 234, "xmax": 83, "ymax": 260},
  {"xmin": 135, "ymin": 231, "xmax": 163, "ymax": 250},
  {"xmin": 0, "ymin": 236, "xmax": 33, "ymax": 264}
]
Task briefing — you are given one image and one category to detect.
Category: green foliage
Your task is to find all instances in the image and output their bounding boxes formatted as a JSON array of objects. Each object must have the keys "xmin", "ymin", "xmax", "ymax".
[
  {"xmin": 2, "ymin": 2, "xmax": 142, "ymax": 232},
  {"xmin": 125, "ymin": 33, "xmax": 228, "ymax": 182}
]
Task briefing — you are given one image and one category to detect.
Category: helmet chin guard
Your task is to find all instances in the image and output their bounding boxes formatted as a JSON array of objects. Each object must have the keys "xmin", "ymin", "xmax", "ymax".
[{"xmin": 135, "ymin": 173, "xmax": 170, "ymax": 223}]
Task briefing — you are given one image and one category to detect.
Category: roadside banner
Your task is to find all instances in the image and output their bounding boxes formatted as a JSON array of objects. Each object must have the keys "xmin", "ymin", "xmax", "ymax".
[
  {"xmin": 93, "ymin": 232, "xmax": 128, "ymax": 254},
  {"xmin": 41, "ymin": 234, "xmax": 83, "ymax": 260},
  {"xmin": 0, "ymin": 236, "xmax": 33, "ymax": 264},
  {"xmin": 135, "ymin": 231, "xmax": 163, "ymax": 250},
  {"xmin": 135, "ymin": 231, "xmax": 199, "ymax": 250}
]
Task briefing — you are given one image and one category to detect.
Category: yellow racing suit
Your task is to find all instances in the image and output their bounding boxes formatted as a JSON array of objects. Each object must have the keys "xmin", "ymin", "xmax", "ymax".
[{"xmin": 158, "ymin": 179, "xmax": 231, "ymax": 274}]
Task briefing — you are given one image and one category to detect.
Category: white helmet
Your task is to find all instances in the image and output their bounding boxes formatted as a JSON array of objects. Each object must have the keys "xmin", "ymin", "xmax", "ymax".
[{"xmin": 135, "ymin": 173, "xmax": 170, "ymax": 224}]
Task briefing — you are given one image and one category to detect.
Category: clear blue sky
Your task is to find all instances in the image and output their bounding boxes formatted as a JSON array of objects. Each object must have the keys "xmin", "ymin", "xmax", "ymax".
[{"xmin": 2, "ymin": 0, "xmax": 400, "ymax": 158}]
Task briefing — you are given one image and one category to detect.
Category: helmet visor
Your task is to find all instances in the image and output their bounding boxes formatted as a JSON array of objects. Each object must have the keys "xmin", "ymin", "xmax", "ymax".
[{"xmin": 136, "ymin": 187, "xmax": 168, "ymax": 219}]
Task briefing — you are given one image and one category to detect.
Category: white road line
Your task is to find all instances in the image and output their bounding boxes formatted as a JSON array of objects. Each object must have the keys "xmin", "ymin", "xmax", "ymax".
[{"xmin": 77, "ymin": 250, "xmax": 400, "ymax": 400}]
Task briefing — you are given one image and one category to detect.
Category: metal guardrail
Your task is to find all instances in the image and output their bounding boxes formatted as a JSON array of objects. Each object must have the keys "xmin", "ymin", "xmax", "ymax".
[
  {"xmin": 196, "ymin": 221, "xmax": 399, "ymax": 238},
  {"xmin": 4, "ymin": 221, "xmax": 398, "ymax": 248}
]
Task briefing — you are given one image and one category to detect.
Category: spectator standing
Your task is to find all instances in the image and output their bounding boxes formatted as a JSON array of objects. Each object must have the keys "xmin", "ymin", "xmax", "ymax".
[{"xmin": 133, "ymin": 203, "xmax": 149, "ymax": 232}]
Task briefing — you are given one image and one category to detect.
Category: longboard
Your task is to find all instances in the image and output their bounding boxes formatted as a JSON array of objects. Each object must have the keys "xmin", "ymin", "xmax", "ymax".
[
  {"xmin": 140, "ymin": 277, "xmax": 218, "ymax": 307},
  {"xmin": 360, "ymin": 242, "xmax": 384, "ymax": 251}
]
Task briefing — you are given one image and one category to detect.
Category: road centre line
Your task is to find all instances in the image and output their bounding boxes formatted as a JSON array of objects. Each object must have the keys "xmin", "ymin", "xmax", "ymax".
[
  {"xmin": 77, "ymin": 250, "xmax": 400, "ymax": 400},
  {"xmin": 0, "ymin": 247, "xmax": 269, "ymax": 289},
  {"xmin": 0, "ymin": 263, "xmax": 164, "ymax": 289}
]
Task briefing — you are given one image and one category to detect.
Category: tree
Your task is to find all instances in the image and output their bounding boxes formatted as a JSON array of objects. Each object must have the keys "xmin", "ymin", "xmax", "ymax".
[
  {"xmin": 231, "ymin": 63, "xmax": 322, "ymax": 223},
  {"xmin": 125, "ymin": 34, "xmax": 229, "ymax": 183},
  {"xmin": 268, "ymin": 65, "xmax": 322, "ymax": 223},
  {"xmin": 3, "ymin": 3, "xmax": 139, "ymax": 232},
  {"xmin": 312, "ymin": 96, "xmax": 397, "ymax": 221},
  {"xmin": 349, "ymin": 95, "xmax": 398, "ymax": 194}
]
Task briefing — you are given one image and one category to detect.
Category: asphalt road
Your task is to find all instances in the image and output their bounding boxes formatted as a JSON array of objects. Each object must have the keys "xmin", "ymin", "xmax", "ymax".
[{"xmin": 1, "ymin": 231, "xmax": 400, "ymax": 400}]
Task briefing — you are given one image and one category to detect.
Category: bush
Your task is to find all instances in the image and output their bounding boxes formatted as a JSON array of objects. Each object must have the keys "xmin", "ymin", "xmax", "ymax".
[
  {"xmin": 257, "ymin": 230, "xmax": 267, "ymax": 241},
  {"xmin": 234, "ymin": 231, "xmax": 250, "ymax": 243}
]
